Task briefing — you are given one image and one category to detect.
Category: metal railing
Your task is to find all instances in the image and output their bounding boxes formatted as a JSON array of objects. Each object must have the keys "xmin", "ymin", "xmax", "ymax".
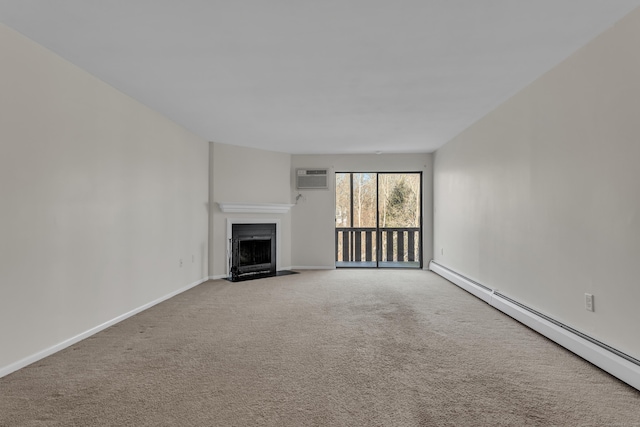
[{"xmin": 335, "ymin": 227, "xmax": 420, "ymax": 264}]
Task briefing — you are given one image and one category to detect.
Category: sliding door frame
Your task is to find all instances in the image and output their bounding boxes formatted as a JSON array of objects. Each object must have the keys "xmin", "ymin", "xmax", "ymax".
[{"xmin": 335, "ymin": 171, "xmax": 423, "ymax": 269}]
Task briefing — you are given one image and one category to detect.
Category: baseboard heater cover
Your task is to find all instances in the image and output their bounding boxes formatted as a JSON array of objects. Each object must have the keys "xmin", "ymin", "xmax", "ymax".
[{"xmin": 429, "ymin": 260, "xmax": 640, "ymax": 391}]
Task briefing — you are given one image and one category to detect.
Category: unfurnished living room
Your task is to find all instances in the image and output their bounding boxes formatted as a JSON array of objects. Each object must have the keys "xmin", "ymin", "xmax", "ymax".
[{"xmin": 2, "ymin": 1, "xmax": 640, "ymax": 425}]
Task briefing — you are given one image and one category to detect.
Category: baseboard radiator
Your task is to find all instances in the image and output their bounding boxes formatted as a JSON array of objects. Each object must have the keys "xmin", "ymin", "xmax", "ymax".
[{"xmin": 429, "ymin": 260, "xmax": 640, "ymax": 391}]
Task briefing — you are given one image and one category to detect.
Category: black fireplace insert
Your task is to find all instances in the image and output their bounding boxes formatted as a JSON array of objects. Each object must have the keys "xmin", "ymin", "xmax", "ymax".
[{"xmin": 230, "ymin": 223, "xmax": 276, "ymax": 281}]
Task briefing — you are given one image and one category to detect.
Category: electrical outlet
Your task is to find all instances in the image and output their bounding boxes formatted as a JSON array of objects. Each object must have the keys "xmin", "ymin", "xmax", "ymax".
[{"xmin": 585, "ymin": 293, "xmax": 594, "ymax": 312}]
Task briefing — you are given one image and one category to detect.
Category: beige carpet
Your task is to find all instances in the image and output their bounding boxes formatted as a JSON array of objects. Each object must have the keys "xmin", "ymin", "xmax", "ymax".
[{"xmin": 1, "ymin": 269, "xmax": 639, "ymax": 426}]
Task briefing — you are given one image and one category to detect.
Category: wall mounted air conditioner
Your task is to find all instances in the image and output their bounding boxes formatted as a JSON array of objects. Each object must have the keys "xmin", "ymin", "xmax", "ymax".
[{"xmin": 296, "ymin": 168, "xmax": 329, "ymax": 189}]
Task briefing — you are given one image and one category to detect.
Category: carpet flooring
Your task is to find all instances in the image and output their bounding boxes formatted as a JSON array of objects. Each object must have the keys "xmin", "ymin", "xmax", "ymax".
[{"xmin": 1, "ymin": 269, "xmax": 639, "ymax": 426}]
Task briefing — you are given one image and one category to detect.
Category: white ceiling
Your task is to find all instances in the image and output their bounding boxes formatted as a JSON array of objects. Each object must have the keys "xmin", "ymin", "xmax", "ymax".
[{"xmin": 2, "ymin": 1, "xmax": 640, "ymax": 154}]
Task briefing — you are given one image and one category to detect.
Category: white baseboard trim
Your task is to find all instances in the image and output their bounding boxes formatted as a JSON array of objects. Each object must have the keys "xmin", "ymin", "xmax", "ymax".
[
  {"xmin": 291, "ymin": 266, "xmax": 336, "ymax": 270},
  {"xmin": 0, "ymin": 277, "xmax": 210, "ymax": 379},
  {"xmin": 428, "ymin": 260, "xmax": 640, "ymax": 391}
]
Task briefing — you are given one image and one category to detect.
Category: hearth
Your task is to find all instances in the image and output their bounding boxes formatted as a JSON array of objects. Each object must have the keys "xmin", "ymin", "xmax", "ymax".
[{"xmin": 230, "ymin": 223, "xmax": 276, "ymax": 281}]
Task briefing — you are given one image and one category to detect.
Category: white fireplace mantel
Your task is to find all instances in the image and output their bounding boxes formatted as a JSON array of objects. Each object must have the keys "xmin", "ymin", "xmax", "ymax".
[{"xmin": 217, "ymin": 202, "xmax": 294, "ymax": 214}]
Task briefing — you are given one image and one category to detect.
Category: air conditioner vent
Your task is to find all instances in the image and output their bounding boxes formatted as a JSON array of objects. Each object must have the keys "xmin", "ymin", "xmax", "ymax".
[{"xmin": 296, "ymin": 168, "xmax": 328, "ymax": 189}]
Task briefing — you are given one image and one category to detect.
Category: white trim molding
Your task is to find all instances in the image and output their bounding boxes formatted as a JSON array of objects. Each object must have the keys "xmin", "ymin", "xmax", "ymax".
[
  {"xmin": 429, "ymin": 260, "xmax": 640, "ymax": 392},
  {"xmin": 0, "ymin": 277, "xmax": 210, "ymax": 379},
  {"xmin": 218, "ymin": 202, "xmax": 294, "ymax": 214},
  {"xmin": 291, "ymin": 266, "xmax": 336, "ymax": 270}
]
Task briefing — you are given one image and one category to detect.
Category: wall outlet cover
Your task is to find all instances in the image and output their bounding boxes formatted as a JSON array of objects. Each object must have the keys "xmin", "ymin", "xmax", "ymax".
[{"xmin": 585, "ymin": 293, "xmax": 594, "ymax": 312}]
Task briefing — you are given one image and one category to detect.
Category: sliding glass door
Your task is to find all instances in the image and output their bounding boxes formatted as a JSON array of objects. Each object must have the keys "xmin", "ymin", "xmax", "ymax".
[{"xmin": 335, "ymin": 172, "xmax": 422, "ymax": 268}]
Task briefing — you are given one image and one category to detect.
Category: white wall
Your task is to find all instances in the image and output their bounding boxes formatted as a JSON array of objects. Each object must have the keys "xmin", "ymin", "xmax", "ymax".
[
  {"xmin": 291, "ymin": 154, "xmax": 433, "ymax": 269},
  {"xmin": 210, "ymin": 142, "xmax": 293, "ymax": 277},
  {"xmin": 433, "ymin": 9, "xmax": 640, "ymax": 359},
  {"xmin": 0, "ymin": 25, "xmax": 209, "ymax": 373}
]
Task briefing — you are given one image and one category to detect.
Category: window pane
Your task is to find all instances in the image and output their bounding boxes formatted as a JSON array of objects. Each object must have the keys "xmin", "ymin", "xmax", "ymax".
[
  {"xmin": 335, "ymin": 173, "xmax": 351, "ymax": 228},
  {"xmin": 352, "ymin": 173, "xmax": 377, "ymax": 228},
  {"xmin": 378, "ymin": 173, "xmax": 420, "ymax": 228}
]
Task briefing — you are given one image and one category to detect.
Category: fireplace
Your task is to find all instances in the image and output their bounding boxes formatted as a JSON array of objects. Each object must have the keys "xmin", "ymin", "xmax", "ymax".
[{"xmin": 230, "ymin": 223, "xmax": 276, "ymax": 281}]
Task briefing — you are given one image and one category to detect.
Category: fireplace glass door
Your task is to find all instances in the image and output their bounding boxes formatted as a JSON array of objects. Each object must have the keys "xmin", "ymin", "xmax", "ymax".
[
  {"xmin": 239, "ymin": 238, "xmax": 272, "ymax": 268},
  {"xmin": 231, "ymin": 223, "xmax": 276, "ymax": 279}
]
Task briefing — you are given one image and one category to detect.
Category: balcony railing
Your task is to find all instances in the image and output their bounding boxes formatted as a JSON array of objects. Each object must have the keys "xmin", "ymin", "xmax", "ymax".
[{"xmin": 335, "ymin": 227, "xmax": 420, "ymax": 265}]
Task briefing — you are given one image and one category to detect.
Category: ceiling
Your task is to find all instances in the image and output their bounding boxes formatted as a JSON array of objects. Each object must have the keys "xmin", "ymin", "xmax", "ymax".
[{"xmin": 2, "ymin": 1, "xmax": 640, "ymax": 154}]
